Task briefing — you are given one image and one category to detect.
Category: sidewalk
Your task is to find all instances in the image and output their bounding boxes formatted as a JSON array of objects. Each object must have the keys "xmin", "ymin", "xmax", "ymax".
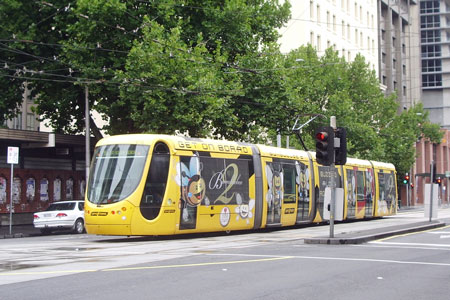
[
  {"xmin": 303, "ymin": 220, "xmax": 446, "ymax": 245},
  {"xmin": 0, "ymin": 224, "xmax": 41, "ymax": 239}
]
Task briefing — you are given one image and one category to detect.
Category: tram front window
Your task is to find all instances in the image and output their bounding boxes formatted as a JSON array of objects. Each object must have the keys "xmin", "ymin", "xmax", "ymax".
[{"xmin": 88, "ymin": 144, "xmax": 149, "ymax": 204}]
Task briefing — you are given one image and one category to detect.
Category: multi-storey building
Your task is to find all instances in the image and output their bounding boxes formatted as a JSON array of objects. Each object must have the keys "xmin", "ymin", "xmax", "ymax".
[
  {"xmin": 279, "ymin": 1, "xmax": 450, "ymax": 207},
  {"xmin": 419, "ymin": 0, "xmax": 450, "ymax": 129},
  {"xmin": 279, "ymin": 0, "xmax": 379, "ymax": 72},
  {"xmin": 378, "ymin": 0, "xmax": 422, "ymax": 112},
  {"xmin": 2, "ymin": 85, "xmax": 40, "ymax": 131}
]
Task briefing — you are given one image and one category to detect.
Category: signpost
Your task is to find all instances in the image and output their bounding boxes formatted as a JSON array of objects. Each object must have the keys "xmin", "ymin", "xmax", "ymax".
[{"xmin": 7, "ymin": 146, "xmax": 19, "ymax": 235}]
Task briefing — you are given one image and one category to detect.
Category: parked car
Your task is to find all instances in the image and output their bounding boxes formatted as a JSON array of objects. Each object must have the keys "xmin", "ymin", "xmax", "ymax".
[{"xmin": 33, "ymin": 201, "xmax": 85, "ymax": 234}]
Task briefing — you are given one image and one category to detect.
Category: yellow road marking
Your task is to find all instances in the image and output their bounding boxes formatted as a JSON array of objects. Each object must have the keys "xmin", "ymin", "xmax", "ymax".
[{"xmin": 374, "ymin": 224, "xmax": 450, "ymax": 242}]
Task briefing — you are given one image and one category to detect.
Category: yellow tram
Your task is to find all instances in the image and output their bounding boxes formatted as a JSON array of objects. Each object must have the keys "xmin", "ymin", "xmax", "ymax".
[{"xmin": 85, "ymin": 134, "xmax": 397, "ymax": 236}]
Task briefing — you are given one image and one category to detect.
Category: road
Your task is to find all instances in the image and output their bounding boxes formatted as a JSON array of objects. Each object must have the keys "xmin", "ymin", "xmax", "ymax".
[{"xmin": 1, "ymin": 208, "xmax": 450, "ymax": 300}]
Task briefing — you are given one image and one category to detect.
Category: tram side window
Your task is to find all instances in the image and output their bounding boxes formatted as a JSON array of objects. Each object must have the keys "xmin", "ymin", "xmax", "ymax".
[
  {"xmin": 283, "ymin": 164, "xmax": 296, "ymax": 203},
  {"xmin": 356, "ymin": 171, "xmax": 365, "ymax": 203},
  {"xmin": 140, "ymin": 142, "xmax": 170, "ymax": 221},
  {"xmin": 378, "ymin": 171, "xmax": 395, "ymax": 207}
]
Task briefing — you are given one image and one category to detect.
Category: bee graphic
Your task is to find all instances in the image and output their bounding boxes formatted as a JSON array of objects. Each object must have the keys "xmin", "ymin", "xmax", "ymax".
[{"xmin": 175, "ymin": 156, "xmax": 207, "ymax": 207}]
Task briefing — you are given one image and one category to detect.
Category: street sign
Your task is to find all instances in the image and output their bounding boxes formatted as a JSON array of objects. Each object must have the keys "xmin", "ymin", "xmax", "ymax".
[
  {"xmin": 446, "ymin": 171, "xmax": 450, "ymax": 178},
  {"xmin": 7, "ymin": 147, "xmax": 19, "ymax": 164}
]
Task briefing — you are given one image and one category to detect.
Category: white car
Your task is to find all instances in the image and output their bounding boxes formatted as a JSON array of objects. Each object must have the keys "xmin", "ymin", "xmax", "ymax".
[{"xmin": 33, "ymin": 201, "xmax": 85, "ymax": 234}]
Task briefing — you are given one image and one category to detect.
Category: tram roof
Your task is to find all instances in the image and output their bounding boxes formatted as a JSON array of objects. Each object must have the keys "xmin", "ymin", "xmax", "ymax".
[
  {"xmin": 96, "ymin": 134, "xmax": 254, "ymax": 155},
  {"xmin": 256, "ymin": 144, "xmax": 310, "ymax": 160}
]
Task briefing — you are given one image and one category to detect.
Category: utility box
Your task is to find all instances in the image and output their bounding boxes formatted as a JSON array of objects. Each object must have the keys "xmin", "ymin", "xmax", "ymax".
[
  {"xmin": 424, "ymin": 184, "xmax": 438, "ymax": 219},
  {"xmin": 323, "ymin": 187, "xmax": 344, "ymax": 221}
]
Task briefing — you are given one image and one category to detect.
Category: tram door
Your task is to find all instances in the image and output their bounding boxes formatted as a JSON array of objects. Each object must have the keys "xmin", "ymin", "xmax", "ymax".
[
  {"xmin": 365, "ymin": 169, "xmax": 375, "ymax": 217},
  {"xmin": 345, "ymin": 167, "xmax": 371, "ymax": 219},
  {"xmin": 265, "ymin": 162, "xmax": 282, "ymax": 225},
  {"xmin": 296, "ymin": 160, "xmax": 311, "ymax": 223}
]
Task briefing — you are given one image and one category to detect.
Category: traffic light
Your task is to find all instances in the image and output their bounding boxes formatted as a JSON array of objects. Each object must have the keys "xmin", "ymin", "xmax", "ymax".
[
  {"xmin": 315, "ymin": 126, "xmax": 334, "ymax": 166},
  {"xmin": 436, "ymin": 177, "xmax": 442, "ymax": 185},
  {"xmin": 403, "ymin": 174, "xmax": 410, "ymax": 184},
  {"xmin": 334, "ymin": 127, "xmax": 347, "ymax": 165}
]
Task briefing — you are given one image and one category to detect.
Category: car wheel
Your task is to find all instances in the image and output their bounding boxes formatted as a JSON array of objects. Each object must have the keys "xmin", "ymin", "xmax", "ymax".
[{"xmin": 74, "ymin": 218, "xmax": 85, "ymax": 234}]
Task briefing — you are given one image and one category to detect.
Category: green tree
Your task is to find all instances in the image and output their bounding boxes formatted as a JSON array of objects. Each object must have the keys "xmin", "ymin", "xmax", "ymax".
[
  {"xmin": 279, "ymin": 45, "xmax": 442, "ymax": 176},
  {"xmin": 0, "ymin": 0, "xmax": 290, "ymax": 139},
  {"xmin": 116, "ymin": 19, "xmax": 241, "ymax": 138},
  {"xmin": 0, "ymin": 0, "xmax": 74, "ymax": 124}
]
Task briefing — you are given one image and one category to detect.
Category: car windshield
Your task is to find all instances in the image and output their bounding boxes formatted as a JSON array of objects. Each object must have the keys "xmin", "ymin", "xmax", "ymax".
[
  {"xmin": 46, "ymin": 202, "xmax": 76, "ymax": 211},
  {"xmin": 87, "ymin": 144, "xmax": 149, "ymax": 204}
]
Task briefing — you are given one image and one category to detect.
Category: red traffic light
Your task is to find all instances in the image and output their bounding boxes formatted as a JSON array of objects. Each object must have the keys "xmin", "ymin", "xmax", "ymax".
[
  {"xmin": 316, "ymin": 132, "xmax": 328, "ymax": 141},
  {"xmin": 314, "ymin": 126, "xmax": 334, "ymax": 166},
  {"xmin": 404, "ymin": 175, "xmax": 410, "ymax": 181},
  {"xmin": 436, "ymin": 178, "xmax": 442, "ymax": 184}
]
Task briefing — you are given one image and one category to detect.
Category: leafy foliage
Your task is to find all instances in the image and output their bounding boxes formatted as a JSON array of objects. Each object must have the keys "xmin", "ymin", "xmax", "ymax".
[{"xmin": 0, "ymin": 0, "xmax": 443, "ymax": 175}]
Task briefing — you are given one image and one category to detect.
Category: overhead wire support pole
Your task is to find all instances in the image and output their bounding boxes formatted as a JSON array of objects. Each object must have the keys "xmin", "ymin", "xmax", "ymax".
[{"xmin": 85, "ymin": 85, "xmax": 90, "ymax": 184}]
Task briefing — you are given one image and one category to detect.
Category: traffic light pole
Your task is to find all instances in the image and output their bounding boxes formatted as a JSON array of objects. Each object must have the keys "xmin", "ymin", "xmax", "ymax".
[
  {"xmin": 329, "ymin": 117, "xmax": 336, "ymax": 238},
  {"xmin": 406, "ymin": 173, "xmax": 410, "ymax": 207},
  {"xmin": 429, "ymin": 161, "xmax": 434, "ymax": 222}
]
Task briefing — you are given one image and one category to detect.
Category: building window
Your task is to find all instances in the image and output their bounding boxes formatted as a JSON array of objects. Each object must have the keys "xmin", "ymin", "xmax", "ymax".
[
  {"xmin": 422, "ymin": 59, "xmax": 442, "ymax": 72},
  {"xmin": 26, "ymin": 113, "xmax": 35, "ymax": 131},
  {"xmin": 420, "ymin": 0, "xmax": 440, "ymax": 14},
  {"xmin": 13, "ymin": 114, "xmax": 22, "ymax": 130},
  {"xmin": 327, "ymin": 11, "xmax": 331, "ymax": 29},
  {"xmin": 421, "ymin": 44, "xmax": 442, "ymax": 58},
  {"xmin": 422, "ymin": 74, "xmax": 442, "ymax": 87},
  {"xmin": 421, "ymin": 30, "xmax": 441, "ymax": 43},
  {"xmin": 333, "ymin": 15, "xmax": 336, "ymax": 32},
  {"xmin": 421, "ymin": 15, "xmax": 440, "ymax": 28},
  {"xmin": 310, "ymin": 1, "xmax": 314, "ymax": 20},
  {"xmin": 317, "ymin": 5, "xmax": 320, "ymax": 23}
]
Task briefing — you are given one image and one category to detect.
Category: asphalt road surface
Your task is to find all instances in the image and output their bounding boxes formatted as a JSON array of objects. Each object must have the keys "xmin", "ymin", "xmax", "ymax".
[{"xmin": 1, "ymin": 208, "xmax": 449, "ymax": 300}]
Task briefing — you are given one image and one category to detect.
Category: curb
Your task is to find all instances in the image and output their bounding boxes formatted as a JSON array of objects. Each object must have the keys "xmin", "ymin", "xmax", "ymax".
[
  {"xmin": 0, "ymin": 233, "xmax": 26, "ymax": 239},
  {"xmin": 304, "ymin": 222, "xmax": 447, "ymax": 245}
]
